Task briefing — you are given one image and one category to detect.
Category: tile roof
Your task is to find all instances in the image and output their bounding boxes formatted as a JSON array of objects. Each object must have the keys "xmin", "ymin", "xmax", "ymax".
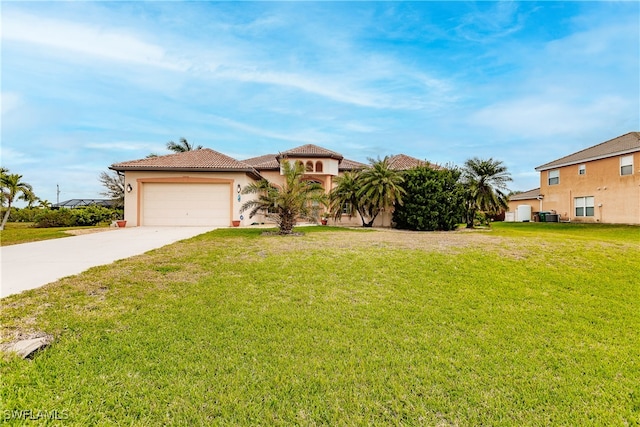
[
  {"xmin": 277, "ymin": 144, "xmax": 344, "ymax": 160},
  {"xmin": 536, "ymin": 132, "xmax": 640, "ymax": 171},
  {"xmin": 339, "ymin": 158, "xmax": 368, "ymax": 170},
  {"xmin": 110, "ymin": 148, "xmax": 258, "ymax": 172},
  {"xmin": 242, "ymin": 154, "xmax": 280, "ymax": 170},
  {"xmin": 388, "ymin": 154, "xmax": 443, "ymax": 171},
  {"xmin": 509, "ymin": 188, "xmax": 541, "ymax": 201}
]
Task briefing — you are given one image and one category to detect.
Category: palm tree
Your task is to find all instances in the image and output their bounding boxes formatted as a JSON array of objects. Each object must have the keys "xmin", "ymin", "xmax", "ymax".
[
  {"xmin": 241, "ymin": 161, "xmax": 327, "ymax": 234},
  {"xmin": 0, "ymin": 173, "xmax": 34, "ymax": 230},
  {"xmin": 356, "ymin": 157, "xmax": 406, "ymax": 227},
  {"xmin": 461, "ymin": 157, "xmax": 512, "ymax": 228},
  {"xmin": 37, "ymin": 199, "xmax": 52, "ymax": 209},
  {"xmin": 329, "ymin": 170, "xmax": 363, "ymax": 223},
  {"xmin": 166, "ymin": 137, "xmax": 202, "ymax": 153}
]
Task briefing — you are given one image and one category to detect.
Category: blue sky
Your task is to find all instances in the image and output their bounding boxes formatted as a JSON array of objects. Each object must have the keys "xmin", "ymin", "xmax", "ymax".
[{"xmin": 2, "ymin": 1, "xmax": 639, "ymax": 205}]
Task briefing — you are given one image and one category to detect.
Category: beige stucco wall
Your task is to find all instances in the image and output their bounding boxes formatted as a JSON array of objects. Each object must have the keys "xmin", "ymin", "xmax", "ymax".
[
  {"xmin": 538, "ymin": 152, "xmax": 640, "ymax": 224},
  {"xmin": 247, "ymin": 167, "xmax": 394, "ymax": 228},
  {"xmin": 506, "ymin": 199, "xmax": 541, "ymax": 218},
  {"xmin": 122, "ymin": 171, "xmax": 257, "ymax": 227}
]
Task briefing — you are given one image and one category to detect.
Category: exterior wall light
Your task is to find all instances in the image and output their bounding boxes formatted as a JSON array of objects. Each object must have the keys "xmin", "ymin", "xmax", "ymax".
[
  {"xmin": 237, "ymin": 184, "xmax": 242, "ymax": 193},
  {"xmin": 126, "ymin": 183, "xmax": 133, "ymax": 193}
]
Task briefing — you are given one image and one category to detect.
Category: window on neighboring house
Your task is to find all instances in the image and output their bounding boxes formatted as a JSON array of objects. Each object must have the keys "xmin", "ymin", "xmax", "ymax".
[
  {"xmin": 578, "ymin": 164, "xmax": 586, "ymax": 175},
  {"xmin": 575, "ymin": 196, "xmax": 594, "ymax": 217},
  {"xmin": 342, "ymin": 202, "xmax": 353, "ymax": 215},
  {"xmin": 621, "ymin": 155, "xmax": 633, "ymax": 176},
  {"xmin": 315, "ymin": 161, "xmax": 323, "ymax": 172},
  {"xmin": 548, "ymin": 170, "xmax": 559, "ymax": 185},
  {"xmin": 305, "ymin": 161, "xmax": 314, "ymax": 172}
]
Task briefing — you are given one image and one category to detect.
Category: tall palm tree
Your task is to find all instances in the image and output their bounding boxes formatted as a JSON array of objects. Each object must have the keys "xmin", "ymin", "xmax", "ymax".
[
  {"xmin": 356, "ymin": 157, "xmax": 406, "ymax": 227},
  {"xmin": 241, "ymin": 161, "xmax": 327, "ymax": 234},
  {"xmin": 461, "ymin": 157, "xmax": 512, "ymax": 228},
  {"xmin": 329, "ymin": 170, "xmax": 362, "ymax": 223},
  {"xmin": 0, "ymin": 173, "xmax": 34, "ymax": 230},
  {"xmin": 166, "ymin": 137, "xmax": 202, "ymax": 153}
]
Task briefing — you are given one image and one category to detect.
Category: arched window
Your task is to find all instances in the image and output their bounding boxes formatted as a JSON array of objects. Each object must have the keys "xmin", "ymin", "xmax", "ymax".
[
  {"xmin": 305, "ymin": 161, "xmax": 314, "ymax": 172},
  {"xmin": 315, "ymin": 161, "xmax": 323, "ymax": 172}
]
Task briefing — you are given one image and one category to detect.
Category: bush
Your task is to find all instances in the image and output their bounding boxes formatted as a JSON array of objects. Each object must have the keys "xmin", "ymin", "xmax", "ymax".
[
  {"xmin": 393, "ymin": 166, "xmax": 465, "ymax": 231},
  {"xmin": 9, "ymin": 207, "xmax": 41, "ymax": 222},
  {"xmin": 35, "ymin": 209, "xmax": 76, "ymax": 228},
  {"xmin": 71, "ymin": 205, "xmax": 115, "ymax": 226},
  {"xmin": 34, "ymin": 206, "xmax": 116, "ymax": 228}
]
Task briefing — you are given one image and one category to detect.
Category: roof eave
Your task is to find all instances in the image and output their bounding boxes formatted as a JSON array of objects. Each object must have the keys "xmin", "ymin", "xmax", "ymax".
[
  {"xmin": 535, "ymin": 147, "xmax": 640, "ymax": 171},
  {"xmin": 277, "ymin": 153, "xmax": 344, "ymax": 161}
]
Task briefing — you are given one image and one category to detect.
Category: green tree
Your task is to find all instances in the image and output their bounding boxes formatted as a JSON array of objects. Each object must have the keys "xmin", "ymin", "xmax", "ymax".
[
  {"xmin": 329, "ymin": 170, "xmax": 363, "ymax": 222},
  {"xmin": 241, "ymin": 161, "xmax": 327, "ymax": 234},
  {"xmin": 166, "ymin": 137, "xmax": 202, "ymax": 153},
  {"xmin": 98, "ymin": 171, "xmax": 125, "ymax": 208},
  {"xmin": 461, "ymin": 157, "xmax": 512, "ymax": 228},
  {"xmin": 356, "ymin": 157, "xmax": 406, "ymax": 227},
  {"xmin": 38, "ymin": 199, "xmax": 52, "ymax": 209},
  {"xmin": 393, "ymin": 166, "xmax": 465, "ymax": 231},
  {"xmin": 0, "ymin": 173, "xmax": 35, "ymax": 230}
]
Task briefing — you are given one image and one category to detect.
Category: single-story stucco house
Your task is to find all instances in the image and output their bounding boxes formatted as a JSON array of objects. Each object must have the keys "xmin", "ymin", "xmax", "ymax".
[{"xmin": 110, "ymin": 144, "xmax": 436, "ymax": 227}]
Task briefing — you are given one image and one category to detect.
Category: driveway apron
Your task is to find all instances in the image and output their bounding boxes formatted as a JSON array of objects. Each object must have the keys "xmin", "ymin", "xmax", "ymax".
[{"xmin": 0, "ymin": 227, "xmax": 214, "ymax": 298}]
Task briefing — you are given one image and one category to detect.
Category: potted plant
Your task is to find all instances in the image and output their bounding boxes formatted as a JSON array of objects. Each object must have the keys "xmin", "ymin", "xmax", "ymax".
[
  {"xmin": 112, "ymin": 211, "xmax": 126, "ymax": 228},
  {"xmin": 320, "ymin": 212, "xmax": 329, "ymax": 226}
]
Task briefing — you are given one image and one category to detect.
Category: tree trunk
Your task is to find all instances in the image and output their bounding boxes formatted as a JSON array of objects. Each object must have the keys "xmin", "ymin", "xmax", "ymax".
[{"xmin": 0, "ymin": 204, "xmax": 12, "ymax": 230}]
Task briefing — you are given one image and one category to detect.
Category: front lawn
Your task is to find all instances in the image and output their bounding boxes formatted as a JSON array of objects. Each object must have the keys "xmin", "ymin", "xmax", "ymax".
[
  {"xmin": 1, "ymin": 224, "xmax": 638, "ymax": 425},
  {"xmin": 0, "ymin": 223, "xmax": 110, "ymax": 246}
]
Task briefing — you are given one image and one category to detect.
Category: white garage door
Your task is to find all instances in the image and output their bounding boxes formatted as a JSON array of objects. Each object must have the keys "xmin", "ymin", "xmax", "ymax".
[{"xmin": 142, "ymin": 183, "xmax": 230, "ymax": 226}]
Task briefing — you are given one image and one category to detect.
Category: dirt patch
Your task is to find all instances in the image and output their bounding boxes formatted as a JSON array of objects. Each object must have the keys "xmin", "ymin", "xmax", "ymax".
[{"xmin": 64, "ymin": 228, "xmax": 115, "ymax": 236}]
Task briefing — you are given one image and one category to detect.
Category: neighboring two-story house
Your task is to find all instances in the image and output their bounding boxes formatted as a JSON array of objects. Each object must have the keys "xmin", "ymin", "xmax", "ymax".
[{"xmin": 528, "ymin": 132, "xmax": 639, "ymax": 224}]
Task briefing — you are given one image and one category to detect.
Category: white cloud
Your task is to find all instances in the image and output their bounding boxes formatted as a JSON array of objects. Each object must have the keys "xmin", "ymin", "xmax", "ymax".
[
  {"xmin": 210, "ymin": 115, "xmax": 329, "ymax": 144},
  {"xmin": 85, "ymin": 141, "xmax": 159, "ymax": 152},
  {"xmin": 2, "ymin": 11, "xmax": 188, "ymax": 71},
  {"xmin": 469, "ymin": 95, "xmax": 631, "ymax": 138},
  {"xmin": 0, "ymin": 146, "xmax": 39, "ymax": 166},
  {"xmin": 1, "ymin": 92, "xmax": 22, "ymax": 115}
]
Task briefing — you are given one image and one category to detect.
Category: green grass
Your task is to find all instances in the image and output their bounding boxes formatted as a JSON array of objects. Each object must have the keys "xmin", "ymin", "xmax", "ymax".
[
  {"xmin": 0, "ymin": 223, "xmax": 109, "ymax": 246},
  {"xmin": 1, "ymin": 224, "xmax": 639, "ymax": 425}
]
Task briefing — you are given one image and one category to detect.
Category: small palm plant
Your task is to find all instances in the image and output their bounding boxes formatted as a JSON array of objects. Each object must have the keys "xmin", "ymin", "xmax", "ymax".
[
  {"xmin": 241, "ymin": 161, "xmax": 327, "ymax": 234},
  {"xmin": 1, "ymin": 173, "xmax": 35, "ymax": 230},
  {"xmin": 461, "ymin": 157, "xmax": 512, "ymax": 228}
]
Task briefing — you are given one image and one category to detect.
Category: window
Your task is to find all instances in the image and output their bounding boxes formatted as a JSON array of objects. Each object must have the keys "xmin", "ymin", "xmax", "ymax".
[
  {"xmin": 315, "ymin": 161, "xmax": 323, "ymax": 172},
  {"xmin": 575, "ymin": 196, "xmax": 594, "ymax": 217},
  {"xmin": 578, "ymin": 164, "xmax": 586, "ymax": 175},
  {"xmin": 305, "ymin": 161, "xmax": 314, "ymax": 172},
  {"xmin": 548, "ymin": 170, "xmax": 559, "ymax": 185},
  {"xmin": 342, "ymin": 202, "xmax": 353, "ymax": 215},
  {"xmin": 621, "ymin": 155, "xmax": 633, "ymax": 176}
]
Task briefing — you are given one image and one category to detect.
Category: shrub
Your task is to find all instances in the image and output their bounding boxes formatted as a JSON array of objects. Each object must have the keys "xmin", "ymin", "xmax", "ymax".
[
  {"xmin": 393, "ymin": 166, "xmax": 465, "ymax": 231},
  {"xmin": 9, "ymin": 207, "xmax": 41, "ymax": 222},
  {"xmin": 71, "ymin": 205, "xmax": 115, "ymax": 226},
  {"xmin": 35, "ymin": 209, "xmax": 76, "ymax": 228}
]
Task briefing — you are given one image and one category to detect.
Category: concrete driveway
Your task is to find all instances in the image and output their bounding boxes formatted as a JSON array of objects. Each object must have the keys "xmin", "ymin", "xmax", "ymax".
[{"xmin": 0, "ymin": 226, "xmax": 215, "ymax": 298}]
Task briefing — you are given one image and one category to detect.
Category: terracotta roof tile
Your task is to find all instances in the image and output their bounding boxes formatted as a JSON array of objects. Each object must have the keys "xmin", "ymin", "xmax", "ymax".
[
  {"xmin": 110, "ymin": 148, "xmax": 256, "ymax": 172},
  {"xmin": 536, "ymin": 132, "xmax": 640, "ymax": 171},
  {"xmin": 339, "ymin": 158, "xmax": 367, "ymax": 170},
  {"xmin": 388, "ymin": 154, "xmax": 443, "ymax": 170},
  {"xmin": 277, "ymin": 144, "xmax": 344, "ymax": 160},
  {"xmin": 243, "ymin": 154, "xmax": 280, "ymax": 170}
]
